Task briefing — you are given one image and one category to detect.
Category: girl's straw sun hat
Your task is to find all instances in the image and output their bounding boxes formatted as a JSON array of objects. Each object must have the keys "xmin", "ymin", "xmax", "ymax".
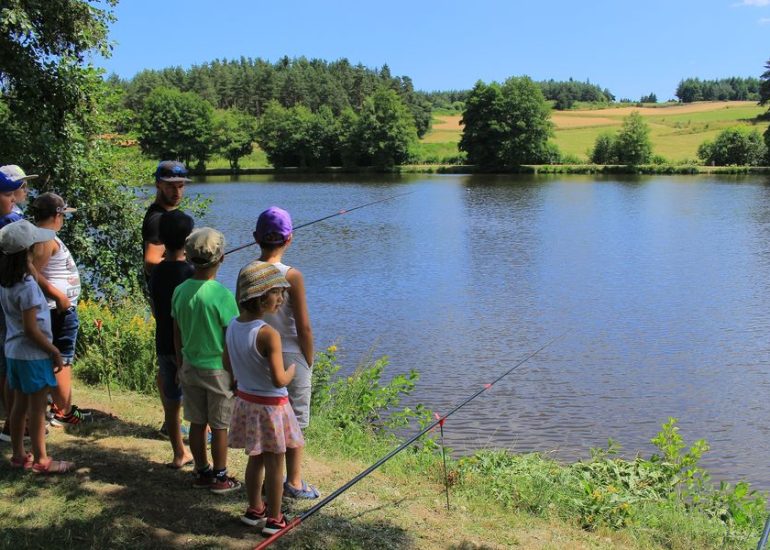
[{"xmin": 237, "ymin": 260, "xmax": 290, "ymax": 303}]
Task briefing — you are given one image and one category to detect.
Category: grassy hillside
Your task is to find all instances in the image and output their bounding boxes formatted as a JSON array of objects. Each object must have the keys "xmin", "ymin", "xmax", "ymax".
[{"xmin": 423, "ymin": 101, "xmax": 769, "ymax": 164}]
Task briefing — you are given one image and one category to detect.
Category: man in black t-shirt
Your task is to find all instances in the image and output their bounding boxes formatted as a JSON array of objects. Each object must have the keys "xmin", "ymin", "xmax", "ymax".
[{"xmin": 142, "ymin": 161, "xmax": 191, "ymax": 281}]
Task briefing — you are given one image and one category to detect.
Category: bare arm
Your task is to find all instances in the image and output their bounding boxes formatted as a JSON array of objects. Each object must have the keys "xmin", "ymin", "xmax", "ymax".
[
  {"xmin": 286, "ymin": 268, "xmax": 314, "ymax": 366},
  {"xmin": 32, "ymin": 239, "xmax": 70, "ymax": 312},
  {"xmin": 222, "ymin": 327, "xmax": 237, "ymax": 390},
  {"xmin": 257, "ymin": 325, "xmax": 295, "ymax": 388},
  {"xmin": 22, "ymin": 307, "xmax": 62, "ymax": 370},
  {"xmin": 144, "ymin": 242, "xmax": 165, "ymax": 277}
]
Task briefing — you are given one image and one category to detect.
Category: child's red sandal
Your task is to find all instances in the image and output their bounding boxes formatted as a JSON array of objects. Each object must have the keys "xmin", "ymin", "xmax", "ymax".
[
  {"xmin": 9, "ymin": 453, "xmax": 33, "ymax": 470},
  {"xmin": 31, "ymin": 458, "xmax": 75, "ymax": 475}
]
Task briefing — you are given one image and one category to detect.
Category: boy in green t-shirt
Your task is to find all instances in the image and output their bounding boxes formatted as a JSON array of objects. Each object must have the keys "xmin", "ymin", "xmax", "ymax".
[{"xmin": 172, "ymin": 227, "xmax": 240, "ymax": 494}]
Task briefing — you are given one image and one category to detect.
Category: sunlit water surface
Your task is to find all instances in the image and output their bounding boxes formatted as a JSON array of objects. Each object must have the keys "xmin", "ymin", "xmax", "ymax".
[{"xmin": 174, "ymin": 173, "xmax": 770, "ymax": 489}]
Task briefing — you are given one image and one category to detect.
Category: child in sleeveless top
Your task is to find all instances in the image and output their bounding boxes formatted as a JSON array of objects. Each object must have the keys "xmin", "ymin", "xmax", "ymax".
[{"xmin": 227, "ymin": 261, "xmax": 304, "ymax": 536}]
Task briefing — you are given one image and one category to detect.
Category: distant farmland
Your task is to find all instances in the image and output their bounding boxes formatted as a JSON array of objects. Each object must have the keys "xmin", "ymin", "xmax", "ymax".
[{"xmin": 423, "ymin": 101, "xmax": 769, "ymax": 163}]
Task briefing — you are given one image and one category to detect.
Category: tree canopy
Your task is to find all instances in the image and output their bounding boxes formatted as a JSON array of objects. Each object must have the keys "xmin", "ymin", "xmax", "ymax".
[
  {"xmin": 0, "ymin": 0, "xmax": 146, "ymax": 298},
  {"xmin": 138, "ymin": 87, "xmax": 214, "ymax": 167},
  {"xmin": 698, "ymin": 127, "xmax": 767, "ymax": 166},
  {"xmin": 590, "ymin": 112, "xmax": 653, "ymax": 165},
  {"xmin": 459, "ymin": 77, "xmax": 554, "ymax": 168}
]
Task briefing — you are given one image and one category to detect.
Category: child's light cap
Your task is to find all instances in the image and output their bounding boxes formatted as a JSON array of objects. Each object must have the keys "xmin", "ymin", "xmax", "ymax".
[
  {"xmin": 254, "ymin": 206, "xmax": 292, "ymax": 245},
  {"xmin": 185, "ymin": 227, "xmax": 225, "ymax": 268},
  {"xmin": 0, "ymin": 220, "xmax": 55, "ymax": 254},
  {"xmin": 237, "ymin": 260, "xmax": 290, "ymax": 304}
]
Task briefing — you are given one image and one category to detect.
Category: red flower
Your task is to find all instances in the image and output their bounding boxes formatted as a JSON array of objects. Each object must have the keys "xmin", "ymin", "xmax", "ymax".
[{"xmin": 95, "ymin": 319, "xmax": 103, "ymax": 332}]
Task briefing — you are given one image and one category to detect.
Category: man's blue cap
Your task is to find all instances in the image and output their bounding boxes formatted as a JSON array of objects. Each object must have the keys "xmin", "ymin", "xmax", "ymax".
[
  {"xmin": 0, "ymin": 171, "xmax": 23, "ymax": 193},
  {"xmin": 155, "ymin": 160, "xmax": 191, "ymax": 183}
]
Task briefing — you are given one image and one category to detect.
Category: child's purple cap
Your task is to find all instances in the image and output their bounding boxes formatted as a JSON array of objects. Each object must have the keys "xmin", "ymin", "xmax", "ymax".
[{"xmin": 255, "ymin": 206, "xmax": 293, "ymax": 245}]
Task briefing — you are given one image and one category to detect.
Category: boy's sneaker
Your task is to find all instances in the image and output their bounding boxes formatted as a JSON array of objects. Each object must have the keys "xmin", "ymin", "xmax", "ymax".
[
  {"xmin": 50, "ymin": 406, "xmax": 87, "ymax": 427},
  {"xmin": 192, "ymin": 468, "xmax": 214, "ymax": 489},
  {"xmin": 70, "ymin": 404, "xmax": 92, "ymax": 417},
  {"xmin": 210, "ymin": 475, "xmax": 241, "ymax": 494},
  {"xmin": 262, "ymin": 514, "xmax": 288, "ymax": 536},
  {"xmin": 240, "ymin": 505, "xmax": 267, "ymax": 527},
  {"xmin": 0, "ymin": 426, "xmax": 10, "ymax": 443}
]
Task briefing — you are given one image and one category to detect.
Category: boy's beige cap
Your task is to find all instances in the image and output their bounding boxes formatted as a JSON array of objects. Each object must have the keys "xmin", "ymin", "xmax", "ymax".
[{"xmin": 184, "ymin": 227, "xmax": 225, "ymax": 268}]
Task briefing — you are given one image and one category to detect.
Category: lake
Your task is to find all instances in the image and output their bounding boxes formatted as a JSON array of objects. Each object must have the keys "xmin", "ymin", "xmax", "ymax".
[{"xmin": 186, "ymin": 173, "xmax": 770, "ymax": 490}]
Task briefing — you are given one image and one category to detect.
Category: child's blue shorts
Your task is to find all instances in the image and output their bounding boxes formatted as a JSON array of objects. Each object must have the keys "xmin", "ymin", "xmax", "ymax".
[{"xmin": 6, "ymin": 358, "xmax": 57, "ymax": 394}]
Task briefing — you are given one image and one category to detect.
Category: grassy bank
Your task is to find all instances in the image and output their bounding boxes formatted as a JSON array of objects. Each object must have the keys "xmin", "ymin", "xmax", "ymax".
[
  {"xmin": 423, "ymin": 101, "xmax": 769, "ymax": 164},
  {"xmin": 2, "ymin": 300, "xmax": 767, "ymax": 548}
]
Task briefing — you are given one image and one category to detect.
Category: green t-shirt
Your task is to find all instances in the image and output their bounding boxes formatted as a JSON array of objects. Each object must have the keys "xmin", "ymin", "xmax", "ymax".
[{"xmin": 171, "ymin": 279, "xmax": 239, "ymax": 370}]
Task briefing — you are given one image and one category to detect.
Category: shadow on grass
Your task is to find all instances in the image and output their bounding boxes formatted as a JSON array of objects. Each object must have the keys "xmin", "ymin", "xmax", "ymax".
[{"xmin": 0, "ymin": 430, "xmax": 413, "ymax": 549}]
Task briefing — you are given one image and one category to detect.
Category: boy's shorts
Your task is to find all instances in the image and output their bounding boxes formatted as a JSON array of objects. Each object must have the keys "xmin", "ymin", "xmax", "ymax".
[
  {"xmin": 6, "ymin": 358, "xmax": 57, "ymax": 394},
  {"xmin": 0, "ymin": 348, "xmax": 6, "ymax": 380},
  {"xmin": 50, "ymin": 306, "xmax": 79, "ymax": 364},
  {"xmin": 179, "ymin": 362, "xmax": 234, "ymax": 430},
  {"xmin": 285, "ymin": 352, "xmax": 312, "ymax": 429},
  {"xmin": 157, "ymin": 354, "xmax": 182, "ymax": 401}
]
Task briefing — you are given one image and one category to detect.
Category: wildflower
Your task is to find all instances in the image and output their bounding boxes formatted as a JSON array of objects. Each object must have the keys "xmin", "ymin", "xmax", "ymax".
[
  {"xmin": 327, "ymin": 344, "xmax": 338, "ymax": 353},
  {"xmin": 96, "ymin": 319, "xmax": 103, "ymax": 332}
]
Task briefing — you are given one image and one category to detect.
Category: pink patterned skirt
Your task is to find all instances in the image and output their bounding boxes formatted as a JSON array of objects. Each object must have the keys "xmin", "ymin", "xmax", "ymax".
[{"xmin": 228, "ymin": 394, "xmax": 305, "ymax": 455}]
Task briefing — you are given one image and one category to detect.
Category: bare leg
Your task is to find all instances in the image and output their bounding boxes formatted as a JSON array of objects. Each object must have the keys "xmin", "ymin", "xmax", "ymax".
[
  {"xmin": 156, "ymin": 373, "xmax": 166, "ymax": 431},
  {"xmin": 164, "ymin": 398, "xmax": 191, "ymax": 467},
  {"xmin": 246, "ymin": 455, "xmax": 265, "ymax": 510},
  {"xmin": 210, "ymin": 428, "xmax": 228, "ymax": 471},
  {"xmin": 189, "ymin": 422, "xmax": 208, "ymax": 469},
  {"xmin": 286, "ymin": 446, "xmax": 304, "ymax": 489},
  {"xmin": 263, "ymin": 452, "xmax": 285, "ymax": 519},
  {"xmin": 10, "ymin": 391, "xmax": 29, "ymax": 461},
  {"xmin": 1, "ymin": 377, "xmax": 12, "ymax": 433},
  {"xmin": 51, "ymin": 365, "xmax": 72, "ymax": 415},
  {"xmin": 28, "ymin": 389, "xmax": 49, "ymax": 464}
]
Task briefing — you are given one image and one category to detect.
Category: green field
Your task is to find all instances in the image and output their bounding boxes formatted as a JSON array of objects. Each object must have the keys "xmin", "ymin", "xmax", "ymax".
[{"xmin": 422, "ymin": 101, "xmax": 769, "ymax": 164}]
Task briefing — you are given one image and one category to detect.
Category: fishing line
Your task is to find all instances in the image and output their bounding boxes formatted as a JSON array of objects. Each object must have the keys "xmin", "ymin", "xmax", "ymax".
[
  {"xmin": 224, "ymin": 190, "xmax": 415, "ymax": 256},
  {"xmin": 255, "ymin": 329, "xmax": 571, "ymax": 549}
]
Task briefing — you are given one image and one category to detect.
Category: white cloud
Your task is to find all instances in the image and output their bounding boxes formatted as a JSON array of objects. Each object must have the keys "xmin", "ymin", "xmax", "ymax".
[
  {"xmin": 734, "ymin": 0, "xmax": 770, "ymax": 5},
  {"xmin": 760, "ymin": 16, "xmax": 770, "ymax": 22}
]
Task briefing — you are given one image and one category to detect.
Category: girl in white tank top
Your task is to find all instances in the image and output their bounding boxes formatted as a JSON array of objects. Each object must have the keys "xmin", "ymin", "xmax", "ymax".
[{"xmin": 227, "ymin": 261, "xmax": 304, "ymax": 534}]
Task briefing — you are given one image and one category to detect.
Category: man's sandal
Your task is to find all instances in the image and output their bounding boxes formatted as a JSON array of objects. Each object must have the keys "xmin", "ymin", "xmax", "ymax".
[
  {"xmin": 31, "ymin": 457, "xmax": 75, "ymax": 475},
  {"xmin": 9, "ymin": 453, "xmax": 33, "ymax": 470}
]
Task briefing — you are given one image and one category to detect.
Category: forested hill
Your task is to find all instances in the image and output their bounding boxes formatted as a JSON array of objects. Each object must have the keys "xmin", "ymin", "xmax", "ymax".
[{"xmin": 111, "ymin": 56, "xmax": 433, "ymax": 137}]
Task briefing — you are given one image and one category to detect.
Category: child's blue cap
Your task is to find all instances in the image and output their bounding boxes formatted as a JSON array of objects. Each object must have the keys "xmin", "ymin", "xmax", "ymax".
[{"xmin": 0, "ymin": 170, "xmax": 23, "ymax": 193}]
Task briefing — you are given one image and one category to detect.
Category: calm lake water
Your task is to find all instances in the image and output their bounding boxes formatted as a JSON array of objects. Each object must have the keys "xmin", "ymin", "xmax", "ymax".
[{"xmin": 186, "ymin": 173, "xmax": 770, "ymax": 489}]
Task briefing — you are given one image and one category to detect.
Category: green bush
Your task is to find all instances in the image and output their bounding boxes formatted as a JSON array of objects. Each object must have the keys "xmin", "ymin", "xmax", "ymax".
[{"xmin": 76, "ymin": 298, "xmax": 157, "ymax": 394}]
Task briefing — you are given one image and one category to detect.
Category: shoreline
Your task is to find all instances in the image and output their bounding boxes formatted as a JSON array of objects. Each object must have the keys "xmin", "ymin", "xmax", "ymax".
[{"xmin": 193, "ymin": 164, "xmax": 770, "ymax": 177}]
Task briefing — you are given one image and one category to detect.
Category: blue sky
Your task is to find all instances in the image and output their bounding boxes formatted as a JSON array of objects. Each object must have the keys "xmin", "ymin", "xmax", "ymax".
[{"xmin": 98, "ymin": 0, "xmax": 770, "ymax": 101}]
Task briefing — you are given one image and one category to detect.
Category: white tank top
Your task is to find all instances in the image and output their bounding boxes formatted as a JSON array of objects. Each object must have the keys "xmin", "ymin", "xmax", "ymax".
[
  {"xmin": 262, "ymin": 262, "xmax": 300, "ymax": 353},
  {"xmin": 226, "ymin": 317, "xmax": 287, "ymax": 397},
  {"xmin": 42, "ymin": 236, "xmax": 81, "ymax": 309}
]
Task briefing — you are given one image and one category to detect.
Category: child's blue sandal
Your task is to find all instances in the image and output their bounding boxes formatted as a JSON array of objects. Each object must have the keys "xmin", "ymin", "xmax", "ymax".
[{"xmin": 283, "ymin": 479, "xmax": 319, "ymax": 499}]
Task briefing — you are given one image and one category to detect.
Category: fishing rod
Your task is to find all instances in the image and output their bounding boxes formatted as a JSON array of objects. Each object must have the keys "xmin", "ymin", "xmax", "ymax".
[
  {"xmin": 255, "ymin": 329, "xmax": 571, "ymax": 549},
  {"xmin": 758, "ymin": 515, "xmax": 770, "ymax": 550},
  {"xmin": 224, "ymin": 191, "xmax": 415, "ymax": 256}
]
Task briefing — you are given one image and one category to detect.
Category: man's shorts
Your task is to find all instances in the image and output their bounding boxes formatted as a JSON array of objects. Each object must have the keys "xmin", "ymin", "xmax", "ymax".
[
  {"xmin": 0, "ymin": 347, "xmax": 6, "ymax": 380},
  {"xmin": 157, "ymin": 354, "xmax": 182, "ymax": 401},
  {"xmin": 179, "ymin": 362, "xmax": 234, "ymax": 430},
  {"xmin": 50, "ymin": 306, "xmax": 79, "ymax": 364},
  {"xmin": 285, "ymin": 352, "xmax": 312, "ymax": 430},
  {"xmin": 6, "ymin": 357, "xmax": 57, "ymax": 394}
]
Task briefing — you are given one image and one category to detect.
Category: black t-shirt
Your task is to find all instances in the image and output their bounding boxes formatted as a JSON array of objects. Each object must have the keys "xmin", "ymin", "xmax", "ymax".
[
  {"xmin": 149, "ymin": 260, "xmax": 194, "ymax": 354},
  {"xmin": 142, "ymin": 202, "xmax": 167, "ymax": 250}
]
